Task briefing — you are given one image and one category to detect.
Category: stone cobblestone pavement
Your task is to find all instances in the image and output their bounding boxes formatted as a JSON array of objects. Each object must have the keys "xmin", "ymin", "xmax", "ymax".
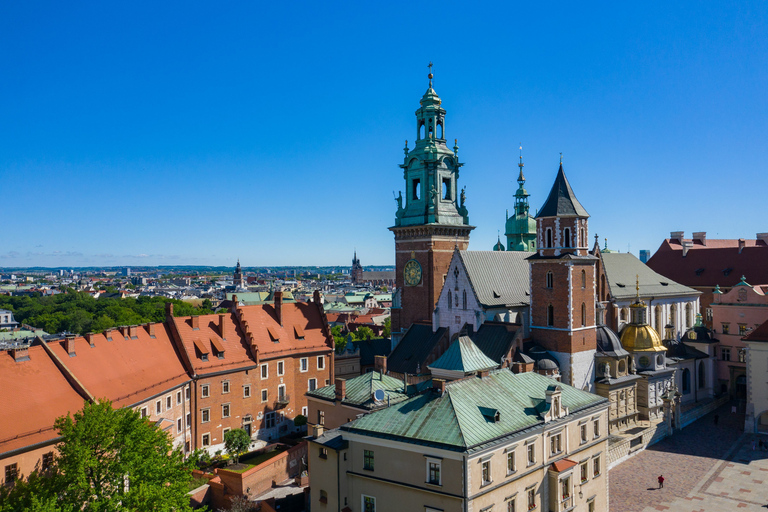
[{"xmin": 609, "ymin": 402, "xmax": 754, "ymax": 512}]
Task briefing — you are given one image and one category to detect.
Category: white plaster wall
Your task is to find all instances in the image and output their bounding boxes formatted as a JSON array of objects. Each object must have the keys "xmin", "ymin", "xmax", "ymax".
[
  {"xmin": 434, "ymin": 254, "xmax": 481, "ymax": 338},
  {"xmin": 616, "ymin": 296, "xmax": 699, "ymax": 338},
  {"xmin": 550, "ymin": 349, "xmax": 596, "ymax": 392},
  {"xmin": 745, "ymin": 342, "xmax": 768, "ymax": 433}
]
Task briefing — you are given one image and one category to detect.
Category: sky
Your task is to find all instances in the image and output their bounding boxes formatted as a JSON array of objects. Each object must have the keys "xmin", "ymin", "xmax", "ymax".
[{"xmin": 1, "ymin": 1, "xmax": 766, "ymax": 268}]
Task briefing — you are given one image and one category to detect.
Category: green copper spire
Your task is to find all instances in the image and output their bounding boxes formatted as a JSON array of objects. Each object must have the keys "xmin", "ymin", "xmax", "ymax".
[{"xmin": 504, "ymin": 144, "xmax": 536, "ymax": 251}]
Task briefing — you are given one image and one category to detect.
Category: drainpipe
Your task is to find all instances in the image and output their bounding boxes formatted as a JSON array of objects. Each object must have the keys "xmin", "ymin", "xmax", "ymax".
[{"xmin": 463, "ymin": 453, "xmax": 468, "ymax": 512}]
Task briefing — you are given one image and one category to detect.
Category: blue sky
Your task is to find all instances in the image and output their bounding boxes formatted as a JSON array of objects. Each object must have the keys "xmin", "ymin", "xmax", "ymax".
[{"xmin": 2, "ymin": 1, "xmax": 766, "ymax": 267}]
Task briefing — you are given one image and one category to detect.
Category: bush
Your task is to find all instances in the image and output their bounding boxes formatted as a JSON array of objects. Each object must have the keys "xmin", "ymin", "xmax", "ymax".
[{"xmin": 293, "ymin": 414, "xmax": 307, "ymax": 427}]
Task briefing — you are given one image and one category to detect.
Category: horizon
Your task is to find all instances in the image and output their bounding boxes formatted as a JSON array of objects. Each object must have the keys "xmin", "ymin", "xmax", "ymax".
[{"xmin": 2, "ymin": 2, "xmax": 766, "ymax": 267}]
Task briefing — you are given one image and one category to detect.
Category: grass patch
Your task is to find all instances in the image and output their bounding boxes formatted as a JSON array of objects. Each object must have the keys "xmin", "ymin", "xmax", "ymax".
[{"xmin": 187, "ymin": 475, "xmax": 210, "ymax": 492}]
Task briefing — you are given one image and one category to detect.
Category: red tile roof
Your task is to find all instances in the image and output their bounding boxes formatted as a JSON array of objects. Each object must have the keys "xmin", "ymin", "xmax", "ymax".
[
  {"xmin": 0, "ymin": 345, "xmax": 86, "ymax": 455},
  {"xmin": 646, "ymin": 238, "xmax": 768, "ymax": 288},
  {"xmin": 171, "ymin": 312, "xmax": 254, "ymax": 374},
  {"xmin": 744, "ymin": 319, "xmax": 768, "ymax": 342},
  {"xmin": 45, "ymin": 324, "xmax": 190, "ymax": 408},
  {"xmin": 551, "ymin": 458, "xmax": 578, "ymax": 472},
  {"xmin": 237, "ymin": 302, "xmax": 332, "ymax": 359}
]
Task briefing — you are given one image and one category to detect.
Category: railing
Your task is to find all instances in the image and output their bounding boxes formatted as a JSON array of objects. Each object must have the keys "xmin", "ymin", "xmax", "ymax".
[{"xmin": 275, "ymin": 394, "xmax": 290, "ymax": 407}]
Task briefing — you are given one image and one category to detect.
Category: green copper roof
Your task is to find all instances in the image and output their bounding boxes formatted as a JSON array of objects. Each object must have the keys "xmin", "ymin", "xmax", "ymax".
[
  {"xmin": 344, "ymin": 371, "xmax": 606, "ymax": 451},
  {"xmin": 307, "ymin": 371, "xmax": 410, "ymax": 410},
  {"xmin": 428, "ymin": 335, "xmax": 498, "ymax": 373}
]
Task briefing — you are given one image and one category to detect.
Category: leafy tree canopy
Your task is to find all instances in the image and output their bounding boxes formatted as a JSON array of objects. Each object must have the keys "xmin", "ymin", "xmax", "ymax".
[
  {"xmin": 0, "ymin": 400, "xmax": 193, "ymax": 512},
  {"xmin": 382, "ymin": 317, "xmax": 391, "ymax": 337},
  {"xmin": 223, "ymin": 429, "xmax": 251, "ymax": 465}
]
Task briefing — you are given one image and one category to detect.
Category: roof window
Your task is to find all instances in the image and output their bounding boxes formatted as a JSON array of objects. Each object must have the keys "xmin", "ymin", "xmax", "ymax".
[
  {"xmin": 294, "ymin": 325, "xmax": 305, "ymax": 339},
  {"xmin": 267, "ymin": 326, "xmax": 280, "ymax": 342},
  {"xmin": 210, "ymin": 337, "xmax": 225, "ymax": 359},
  {"xmin": 193, "ymin": 338, "xmax": 209, "ymax": 361}
]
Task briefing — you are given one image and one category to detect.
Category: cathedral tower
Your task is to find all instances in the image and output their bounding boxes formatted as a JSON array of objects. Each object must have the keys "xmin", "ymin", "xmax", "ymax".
[
  {"xmin": 504, "ymin": 148, "xmax": 537, "ymax": 251},
  {"xmin": 528, "ymin": 161, "xmax": 597, "ymax": 390},
  {"xmin": 390, "ymin": 67, "xmax": 473, "ymax": 338}
]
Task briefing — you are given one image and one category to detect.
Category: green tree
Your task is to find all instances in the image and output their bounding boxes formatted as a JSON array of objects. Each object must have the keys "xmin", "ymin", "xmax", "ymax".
[
  {"xmin": 331, "ymin": 325, "xmax": 347, "ymax": 353},
  {"xmin": 354, "ymin": 326, "xmax": 374, "ymax": 341},
  {"xmin": 0, "ymin": 400, "xmax": 193, "ymax": 512},
  {"xmin": 223, "ymin": 428, "xmax": 251, "ymax": 465},
  {"xmin": 380, "ymin": 285, "xmax": 388, "ymax": 292},
  {"xmin": 382, "ymin": 317, "xmax": 391, "ymax": 337},
  {"xmin": 293, "ymin": 415, "xmax": 307, "ymax": 427}
]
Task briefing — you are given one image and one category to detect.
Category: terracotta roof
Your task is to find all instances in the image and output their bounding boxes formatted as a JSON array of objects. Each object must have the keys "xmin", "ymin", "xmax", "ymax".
[
  {"xmin": 646, "ymin": 239, "xmax": 768, "ymax": 288},
  {"xmin": 172, "ymin": 312, "xmax": 255, "ymax": 374},
  {"xmin": 237, "ymin": 302, "xmax": 332, "ymax": 359},
  {"xmin": 551, "ymin": 458, "xmax": 578, "ymax": 472},
  {"xmin": 45, "ymin": 324, "xmax": 190, "ymax": 409},
  {"xmin": 744, "ymin": 319, "xmax": 768, "ymax": 343},
  {"xmin": 0, "ymin": 345, "xmax": 86, "ymax": 456}
]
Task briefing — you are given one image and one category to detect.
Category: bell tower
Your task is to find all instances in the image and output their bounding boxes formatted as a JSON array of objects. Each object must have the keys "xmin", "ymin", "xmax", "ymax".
[
  {"xmin": 390, "ymin": 65, "xmax": 473, "ymax": 339},
  {"xmin": 528, "ymin": 159, "xmax": 598, "ymax": 390}
]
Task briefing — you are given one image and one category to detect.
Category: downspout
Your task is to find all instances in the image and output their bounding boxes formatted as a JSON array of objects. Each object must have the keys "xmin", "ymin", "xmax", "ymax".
[
  {"xmin": 463, "ymin": 453, "xmax": 468, "ymax": 512},
  {"xmin": 337, "ymin": 448, "xmax": 341, "ymax": 512}
]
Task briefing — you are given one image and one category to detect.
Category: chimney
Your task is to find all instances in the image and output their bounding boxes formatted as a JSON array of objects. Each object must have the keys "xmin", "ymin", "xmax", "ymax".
[
  {"xmin": 313, "ymin": 289, "xmax": 322, "ymax": 304},
  {"xmin": 479, "ymin": 369, "xmax": 490, "ymax": 379},
  {"xmin": 670, "ymin": 231, "xmax": 684, "ymax": 244},
  {"xmin": 165, "ymin": 302, "xmax": 174, "ymax": 319},
  {"xmin": 12, "ymin": 346, "xmax": 29, "ymax": 362},
  {"xmin": 757, "ymin": 233, "xmax": 768, "ymax": 245},
  {"xmin": 190, "ymin": 316, "xmax": 199, "ymax": 330},
  {"xmin": 128, "ymin": 325, "xmax": 137, "ymax": 338},
  {"xmin": 274, "ymin": 291, "xmax": 283, "ymax": 326},
  {"xmin": 432, "ymin": 378, "xmax": 446, "ymax": 396},
  {"xmin": 219, "ymin": 314, "xmax": 227, "ymax": 338},
  {"xmin": 374, "ymin": 355, "xmax": 387, "ymax": 374},
  {"xmin": 335, "ymin": 378, "xmax": 346, "ymax": 401},
  {"xmin": 681, "ymin": 241, "xmax": 693, "ymax": 257},
  {"xmin": 84, "ymin": 333, "xmax": 94, "ymax": 347},
  {"xmin": 145, "ymin": 323, "xmax": 155, "ymax": 337},
  {"xmin": 65, "ymin": 334, "xmax": 76, "ymax": 357},
  {"xmin": 692, "ymin": 232, "xmax": 706, "ymax": 246},
  {"xmin": 738, "ymin": 238, "xmax": 746, "ymax": 254}
]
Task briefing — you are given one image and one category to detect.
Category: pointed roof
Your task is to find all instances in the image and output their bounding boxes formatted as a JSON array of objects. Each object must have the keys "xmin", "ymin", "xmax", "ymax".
[
  {"xmin": 536, "ymin": 164, "xmax": 589, "ymax": 218},
  {"xmin": 306, "ymin": 371, "xmax": 411, "ymax": 410},
  {"xmin": 428, "ymin": 335, "xmax": 498, "ymax": 373}
]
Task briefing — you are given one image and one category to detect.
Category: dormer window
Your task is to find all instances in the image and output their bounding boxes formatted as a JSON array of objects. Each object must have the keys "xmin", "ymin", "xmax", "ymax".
[
  {"xmin": 193, "ymin": 339, "xmax": 210, "ymax": 361},
  {"xmin": 211, "ymin": 338, "xmax": 225, "ymax": 360},
  {"xmin": 294, "ymin": 325, "xmax": 305, "ymax": 340}
]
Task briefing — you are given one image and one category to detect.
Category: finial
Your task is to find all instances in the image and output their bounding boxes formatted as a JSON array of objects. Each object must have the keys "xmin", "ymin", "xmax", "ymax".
[
  {"xmin": 594, "ymin": 233, "xmax": 599, "ymax": 244},
  {"xmin": 404, "ymin": 139, "xmax": 409, "ymax": 155},
  {"xmin": 560, "ymin": 152, "xmax": 563, "ymax": 164},
  {"xmin": 635, "ymin": 274, "xmax": 640, "ymax": 300},
  {"xmin": 453, "ymin": 138, "xmax": 459, "ymax": 155},
  {"xmin": 604, "ymin": 238, "xmax": 608, "ymax": 250},
  {"xmin": 428, "ymin": 61, "xmax": 433, "ymax": 86}
]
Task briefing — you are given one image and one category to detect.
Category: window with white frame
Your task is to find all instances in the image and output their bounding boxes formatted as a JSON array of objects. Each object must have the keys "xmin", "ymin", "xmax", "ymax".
[
  {"xmin": 580, "ymin": 423, "xmax": 588, "ymax": 443},
  {"xmin": 166, "ymin": 395, "xmax": 172, "ymax": 410},
  {"xmin": 527, "ymin": 486, "xmax": 536, "ymax": 510},
  {"xmin": 277, "ymin": 360, "xmax": 284, "ymax": 376},
  {"xmin": 176, "ymin": 391, "xmax": 182, "ymax": 404},
  {"xmin": 201, "ymin": 384, "xmax": 210, "ymax": 398},
  {"xmin": 317, "ymin": 356, "xmax": 325, "ymax": 370},
  {"xmin": 186, "ymin": 412, "xmax": 190, "ymax": 427},
  {"xmin": 261, "ymin": 363, "xmax": 268, "ymax": 379},
  {"xmin": 300, "ymin": 357, "xmax": 308, "ymax": 372},
  {"xmin": 561, "ymin": 475, "xmax": 571, "ymax": 500},
  {"xmin": 593, "ymin": 419, "xmax": 600, "ymax": 439},
  {"xmin": 177, "ymin": 418, "xmax": 182, "ymax": 433},
  {"xmin": 278, "ymin": 384, "xmax": 286, "ymax": 401},
  {"xmin": 426, "ymin": 457, "xmax": 441, "ymax": 485},
  {"xmin": 593, "ymin": 454, "xmax": 601, "ymax": 477},
  {"xmin": 140, "ymin": 407, "xmax": 148, "ymax": 418},
  {"xmin": 506, "ymin": 496, "xmax": 516, "ymax": 512},
  {"xmin": 527, "ymin": 442, "xmax": 535, "ymax": 465},
  {"xmin": 222, "ymin": 403, "xmax": 230, "ymax": 418},
  {"xmin": 201, "ymin": 408, "xmax": 210, "ymax": 423},
  {"xmin": 222, "ymin": 380, "xmax": 230, "ymax": 394},
  {"xmin": 243, "ymin": 385, "xmax": 251, "ymax": 398},
  {"xmin": 156, "ymin": 400, "xmax": 161, "ymax": 415},
  {"xmin": 362, "ymin": 495, "xmax": 376, "ymax": 512},
  {"xmin": 507, "ymin": 450, "xmax": 516, "ymax": 474},
  {"xmin": 580, "ymin": 461, "xmax": 589, "ymax": 483},
  {"xmin": 308, "ymin": 378, "xmax": 317, "ymax": 391},
  {"xmin": 261, "ymin": 389, "xmax": 268, "ymax": 402},
  {"xmin": 301, "ymin": 406, "xmax": 307, "ymax": 416},
  {"xmin": 550, "ymin": 433, "xmax": 562, "ymax": 455},
  {"xmin": 185, "ymin": 386, "xmax": 190, "ymax": 400},
  {"xmin": 481, "ymin": 460, "xmax": 491, "ymax": 485},
  {"xmin": 222, "ymin": 427, "xmax": 230, "ymax": 438},
  {"xmin": 202, "ymin": 433, "xmax": 210, "ymax": 446}
]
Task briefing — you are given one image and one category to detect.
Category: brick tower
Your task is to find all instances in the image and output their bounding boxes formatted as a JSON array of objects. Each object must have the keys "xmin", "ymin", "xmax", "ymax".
[
  {"xmin": 528, "ymin": 160, "xmax": 597, "ymax": 390},
  {"xmin": 390, "ymin": 66, "xmax": 473, "ymax": 340}
]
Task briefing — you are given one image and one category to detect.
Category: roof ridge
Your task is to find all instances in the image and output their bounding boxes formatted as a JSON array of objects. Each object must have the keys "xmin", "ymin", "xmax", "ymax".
[{"xmin": 444, "ymin": 390, "xmax": 469, "ymax": 449}]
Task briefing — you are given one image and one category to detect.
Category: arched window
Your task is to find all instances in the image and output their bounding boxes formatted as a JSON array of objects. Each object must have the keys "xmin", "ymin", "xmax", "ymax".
[
  {"xmin": 580, "ymin": 228, "xmax": 585, "ymax": 247},
  {"xmin": 620, "ymin": 308, "xmax": 628, "ymax": 322},
  {"xmin": 546, "ymin": 271, "xmax": 554, "ymax": 289},
  {"xmin": 418, "ymin": 122, "xmax": 425, "ymax": 140},
  {"xmin": 563, "ymin": 228, "xmax": 571, "ymax": 248},
  {"xmin": 698, "ymin": 361, "xmax": 705, "ymax": 389},
  {"xmin": 437, "ymin": 122, "xmax": 443, "ymax": 139},
  {"xmin": 581, "ymin": 270, "xmax": 586, "ymax": 289},
  {"xmin": 682, "ymin": 368, "xmax": 691, "ymax": 394},
  {"xmin": 581, "ymin": 303, "xmax": 586, "ymax": 327},
  {"xmin": 462, "ymin": 290, "xmax": 467, "ymax": 310},
  {"xmin": 546, "ymin": 228, "xmax": 553, "ymax": 248},
  {"xmin": 455, "ymin": 291, "xmax": 459, "ymax": 308},
  {"xmin": 547, "ymin": 304, "xmax": 554, "ymax": 327},
  {"xmin": 448, "ymin": 291, "xmax": 452, "ymax": 309}
]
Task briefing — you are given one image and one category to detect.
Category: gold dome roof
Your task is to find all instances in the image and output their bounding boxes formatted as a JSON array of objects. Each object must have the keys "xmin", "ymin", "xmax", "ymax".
[{"xmin": 620, "ymin": 324, "xmax": 665, "ymax": 352}]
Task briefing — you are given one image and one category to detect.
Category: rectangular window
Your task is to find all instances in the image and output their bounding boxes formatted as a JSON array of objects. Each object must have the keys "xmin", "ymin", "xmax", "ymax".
[
  {"xmin": 580, "ymin": 424, "xmax": 588, "ymax": 443},
  {"xmin": 222, "ymin": 381, "xmax": 230, "ymax": 394},
  {"xmin": 302, "ymin": 406, "xmax": 308, "ymax": 416},
  {"xmin": 362, "ymin": 495, "xmax": 376, "ymax": 512},
  {"xmin": 588, "ymin": 499, "xmax": 595, "ymax": 512},
  {"xmin": 481, "ymin": 460, "xmax": 491, "ymax": 485},
  {"xmin": 706, "ymin": 308, "xmax": 713, "ymax": 321},
  {"xmin": 317, "ymin": 356, "xmax": 325, "ymax": 370},
  {"xmin": 739, "ymin": 348, "xmax": 747, "ymax": 363},
  {"xmin": 427, "ymin": 460, "xmax": 441, "ymax": 485},
  {"xmin": 261, "ymin": 389, "xmax": 268, "ymax": 402},
  {"xmin": 507, "ymin": 498, "xmax": 516, "ymax": 512},
  {"xmin": 166, "ymin": 396, "xmax": 172, "ymax": 410},
  {"xmin": 593, "ymin": 455, "xmax": 601, "ymax": 477},
  {"xmin": 222, "ymin": 427, "xmax": 230, "ymax": 437},
  {"xmin": 277, "ymin": 360, "xmax": 284, "ymax": 376},
  {"xmin": 594, "ymin": 419, "xmax": 600, "ymax": 439},
  {"xmin": 42, "ymin": 452, "xmax": 53, "ymax": 471},
  {"xmin": 265, "ymin": 412, "xmax": 276, "ymax": 428},
  {"xmin": 5, "ymin": 463, "xmax": 18, "ymax": 483},
  {"xmin": 156, "ymin": 400, "xmax": 162, "ymax": 415},
  {"xmin": 278, "ymin": 384, "xmax": 286, "ymax": 401},
  {"xmin": 739, "ymin": 324, "xmax": 748, "ymax": 335},
  {"xmin": 319, "ymin": 447, "xmax": 328, "ymax": 459},
  {"xmin": 722, "ymin": 323, "xmax": 730, "ymax": 334},
  {"xmin": 185, "ymin": 386, "xmax": 190, "ymax": 400},
  {"xmin": 202, "ymin": 433, "xmax": 210, "ymax": 446},
  {"xmin": 722, "ymin": 347, "xmax": 731, "ymax": 361},
  {"xmin": 550, "ymin": 433, "xmax": 562, "ymax": 455},
  {"xmin": 244, "ymin": 385, "xmax": 251, "ymax": 398},
  {"xmin": 201, "ymin": 384, "xmax": 210, "ymax": 398},
  {"xmin": 261, "ymin": 363, "xmax": 268, "ymax": 379},
  {"xmin": 176, "ymin": 391, "xmax": 182, "ymax": 404},
  {"xmin": 527, "ymin": 443, "xmax": 535, "ymax": 465},
  {"xmin": 507, "ymin": 450, "xmax": 516, "ymax": 474},
  {"xmin": 222, "ymin": 404, "xmax": 230, "ymax": 418},
  {"xmin": 177, "ymin": 418, "xmax": 182, "ymax": 432},
  {"xmin": 186, "ymin": 412, "xmax": 191, "ymax": 427},
  {"xmin": 140, "ymin": 407, "xmax": 148, "ymax": 418},
  {"xmin": 580, "ymin": 461, "xmax": 589, "ymax": 483},
  {"xmin": 300, "ymin": 358, "xmax": 308, "ymax": 372},
  {"xmin": 561, "ymin": 475, "xmax": 571, "ymax": 499},
  {"xmin": 318, "ymin": 410, "xmax": 325, "ymax": 425},
  {"xmin": 308, "ymin": 378, "xmax": 317, "ymax": 391},
  {"xmin": 201, "ymin": 408, "xmax": 210, "ymax": 423},
  {"xmin": 364, "ymin": 450, "xmax": 374, "ymax": 470},
  {"xmin": 527, "ymin": 487, "xmax": 536, "ymax": 509}
]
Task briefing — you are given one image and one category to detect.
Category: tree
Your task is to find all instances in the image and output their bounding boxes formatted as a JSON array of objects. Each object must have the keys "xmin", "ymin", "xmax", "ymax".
[
  {"xmin": 331, "ymin": 325, "xmax": 346, "ymax": 353},
  {"xmin": 354, "ymin": 326, "xmax": 374, "ymax": 341},
  {"xmin": 383, "ymin": 317, "xmax": 391, "ymax": 337},
  {"xmin": 224, "ymin": 428, "xmax": 251, "ymax": 465},
  {"xmin": 0, "ymin": 400, "xmax": 193, "ymax": 512},
  {"xmin": 220, "ymin": 495, "xmax": 257, "ymax": 512}
]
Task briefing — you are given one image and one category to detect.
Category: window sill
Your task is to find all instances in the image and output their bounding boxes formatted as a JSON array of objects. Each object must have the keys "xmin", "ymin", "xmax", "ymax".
[
  {"xmin": 425, "ymin": 481, "xmax": 442, "ymax": 488},
  {"xmin": 480, "ymin": 480, "xmax": 493, "ymax": 488},
  {"xmin": 363, "ymin": 467, "xmax": 374, "ymax": 472},
  {"xmin": 506, "ymin": 470, "xmax": 518, "ymax": 478}
]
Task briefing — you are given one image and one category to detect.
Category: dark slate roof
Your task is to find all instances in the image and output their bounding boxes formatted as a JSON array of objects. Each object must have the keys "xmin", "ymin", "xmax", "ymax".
[
  {"xmin": 471, "ymin": 322, "xmax": 519, "ymax": 364},
  {"xmin": 664, "ymin": 339, "xmax": 709, "ymax": 361},
  {"xmin": 680, "ymin": 325, "xmax": 718, "ymax": 344},
  {"xmin": 523, "ymin": 342, "xmax": 561, "ymax": 369},
  {"xmin": 459, "ymin": 251, "xmax": 532, "ymax": 307},
  {"xmin": 387, "ymin": 323, "xmax": 447, "ymax": 375},
  {"xmin": 595, "ymin": 324, "xmax": 629, "ymax": 358},
  {"xmin": 357, "ymin": 338, "xmax": 392, "ymax": 366},
  {"xmin": 312, "ymin": 430, "xmax": 348, "ymax": 450},
  {"xmin": 536, "ymin": 164, "xmax": 590, "ymax": 218}
]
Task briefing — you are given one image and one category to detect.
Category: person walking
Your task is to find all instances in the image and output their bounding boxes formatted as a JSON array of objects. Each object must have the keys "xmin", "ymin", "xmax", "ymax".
[{"xmin": 658, "ymin": 475, "xmax": 665, "ymax": 489}]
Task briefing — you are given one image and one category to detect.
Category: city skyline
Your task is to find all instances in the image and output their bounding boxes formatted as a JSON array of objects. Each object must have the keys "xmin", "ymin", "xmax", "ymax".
[{"xmin": 2, "ymin": 2, "xmax": 766, "ymax": 267}]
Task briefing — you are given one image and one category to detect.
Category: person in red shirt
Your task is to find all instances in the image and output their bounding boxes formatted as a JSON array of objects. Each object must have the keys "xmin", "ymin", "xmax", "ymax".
[{"xmin": 658, "ymin": 475, "xmax": 665, "ymax": 489}]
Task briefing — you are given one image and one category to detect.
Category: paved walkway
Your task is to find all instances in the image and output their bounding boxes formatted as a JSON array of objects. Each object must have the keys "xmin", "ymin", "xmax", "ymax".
[{"xmin": 610, "ymin": 402, "xmax": 752, "ymax": 512}]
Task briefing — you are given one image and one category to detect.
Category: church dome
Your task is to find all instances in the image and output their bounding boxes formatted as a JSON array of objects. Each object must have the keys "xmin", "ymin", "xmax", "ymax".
[
  {"xmin": 537, "ymin": 358, "xmax": 558, "ymax": 371},
  {"xmin": 493, "ymin": 238, "xmax": 505, "ymax": 251},
  {"xmin": 620, "ymin": 324, "xmax": 665, "ymax": 352},
  {"xmin": 596, "ymin": 325, "xmax": 629, "ymax": 357}
]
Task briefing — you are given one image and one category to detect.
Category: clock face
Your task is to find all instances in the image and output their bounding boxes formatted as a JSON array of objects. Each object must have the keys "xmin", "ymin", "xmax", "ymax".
[
  {"xmin": 638, "ymin": 356, "xmax": 650, "ymax": 368},
  {"xmin": 404, "ymin": 259, "xmax": 422, "ymax": 286}
]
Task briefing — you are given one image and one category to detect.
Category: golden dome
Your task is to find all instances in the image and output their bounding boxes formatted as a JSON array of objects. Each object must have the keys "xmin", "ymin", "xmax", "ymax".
[{"xmin": 620, "ymin": 324, "xmax": 665, "ymax": 352}]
